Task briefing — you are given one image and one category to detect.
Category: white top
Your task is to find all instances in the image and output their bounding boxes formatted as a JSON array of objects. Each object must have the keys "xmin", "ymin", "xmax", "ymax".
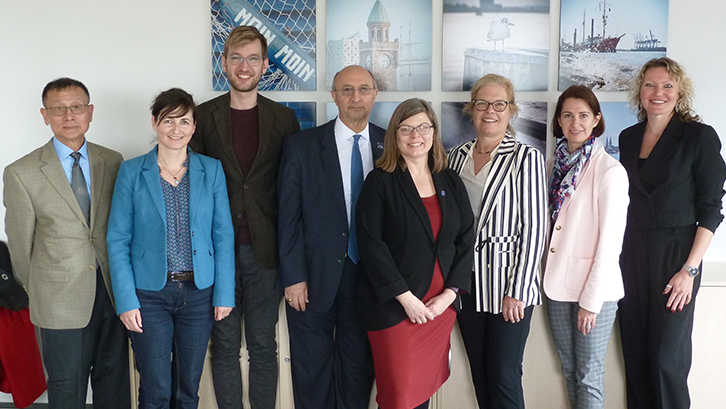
[
  {"xmin": 334, "ymin": 117, "xmax": 374, "ymax": 223},
  {"xmin": 459, "ymin": 142, "xmax": 501, "ymax": 228}
]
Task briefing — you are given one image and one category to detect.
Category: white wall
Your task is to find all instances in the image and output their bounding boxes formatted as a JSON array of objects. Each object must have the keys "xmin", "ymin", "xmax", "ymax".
[{"xmin": 1, "ymin": 0, "xmax": 725, "ymax": 405}]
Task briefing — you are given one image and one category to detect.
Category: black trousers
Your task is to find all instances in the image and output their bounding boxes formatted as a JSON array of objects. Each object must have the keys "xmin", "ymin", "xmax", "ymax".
[
  {"xmin": 619, "ymin": 225, "xmax": 699, "ymax": 409},
  {"xmin": 458, "ymin": 292, "xmax": 533, "ymax": 409},
  {"xmin": 286, "ymin": 257, "xmax": 374, "ymax": 409},
  {"xmin": 40, "ymin": 270, "xmax": 130, "ymax": 409},
  {"xmin": 209, "ymin": 245, "xmax": 280, "ymax": 409}
]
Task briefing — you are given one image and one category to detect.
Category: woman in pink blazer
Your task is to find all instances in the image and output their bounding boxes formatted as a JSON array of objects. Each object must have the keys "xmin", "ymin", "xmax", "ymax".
[{"xmin": 543, "ymin": 86, "xmax": 629, "ymax": 409}]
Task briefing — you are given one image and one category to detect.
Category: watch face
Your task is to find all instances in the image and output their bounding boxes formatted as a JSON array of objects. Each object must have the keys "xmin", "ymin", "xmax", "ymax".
[
  {"xmin": 377, "ymin": 54, "xmax": 391, "ymax": 68},
  {"xmin": 364, "ymin": 55, "xmax": 372, "ymax": 69}
]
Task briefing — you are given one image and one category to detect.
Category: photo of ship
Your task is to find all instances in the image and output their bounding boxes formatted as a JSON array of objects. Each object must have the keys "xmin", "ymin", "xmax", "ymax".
[{"xmin": 558, "ymin": 0, "xmax": 668, "ymax": 91}]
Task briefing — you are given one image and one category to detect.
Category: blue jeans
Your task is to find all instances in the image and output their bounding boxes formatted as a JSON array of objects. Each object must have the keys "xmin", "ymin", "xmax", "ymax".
[{"xmin": 130, "ymin": 280, "xmax": 214, "ymax": 409}]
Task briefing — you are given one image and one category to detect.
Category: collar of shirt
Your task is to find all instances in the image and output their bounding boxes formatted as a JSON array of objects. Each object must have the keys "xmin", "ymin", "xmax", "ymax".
[
  {"xmin": 334, "ymin": 116, "xmax": 374, "ymax": 223},
  {"xmin": 52, "ymin": 137, "xmax": 92, "ymax": 195}
]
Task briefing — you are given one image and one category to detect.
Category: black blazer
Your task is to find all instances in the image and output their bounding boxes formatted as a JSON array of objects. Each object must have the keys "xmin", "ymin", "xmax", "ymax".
[
  {"xmin": 355, "ymin": 167, "xmax": 475, "ymax": 331},
  {"xmin": 619, "ymin": 116, "xmax": 726, "ymax": 232},
  {"xmin": 277, "ymin": 120, "xmax": 386, "ymax": 313},
  {"xmin": 190, "ymin": 93, "xmax": 301, "ymax": 268}
]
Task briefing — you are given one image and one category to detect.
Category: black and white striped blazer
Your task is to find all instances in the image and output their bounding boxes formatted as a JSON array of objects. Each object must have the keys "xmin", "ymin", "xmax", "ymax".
[{"xmin": 448, "ymin": 134, "xmax": 547, "ymax": 313}]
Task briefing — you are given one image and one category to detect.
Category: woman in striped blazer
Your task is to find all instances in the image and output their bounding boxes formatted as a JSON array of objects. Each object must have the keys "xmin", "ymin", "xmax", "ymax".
[{"xmin": 448, "ymin": 74, "xmax": 547, "ymax": 409}]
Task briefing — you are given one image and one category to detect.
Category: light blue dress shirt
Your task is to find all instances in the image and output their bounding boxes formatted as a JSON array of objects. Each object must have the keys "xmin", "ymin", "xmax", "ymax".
[{"xmin": 52, "ymin": 137, "xmax": 92, "ymax": 196}]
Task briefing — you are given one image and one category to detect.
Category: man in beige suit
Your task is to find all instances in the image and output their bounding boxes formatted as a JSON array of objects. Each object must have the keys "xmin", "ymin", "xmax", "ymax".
[{"xmin": 3, "ymin": 78, "xmax": 130, "ymax": 409}]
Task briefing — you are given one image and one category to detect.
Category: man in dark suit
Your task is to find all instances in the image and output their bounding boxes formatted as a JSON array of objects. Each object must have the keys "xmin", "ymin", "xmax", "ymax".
[
  {"xmin": 278, "ymin": 65, "xmax": 383, "ymax": 409},
  {"xmin": 189, "ymin": 26, "xmax": 300, "ymax": 409},
  {"xmin": 3, "ymin": 78, "xmax": 129, "ymax": 409}
]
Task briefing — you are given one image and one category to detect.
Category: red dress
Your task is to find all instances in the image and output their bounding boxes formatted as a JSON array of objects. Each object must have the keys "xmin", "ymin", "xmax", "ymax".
[{"xmin": 367, "ymin": 194, "xmax": 456, "ymax": 409}]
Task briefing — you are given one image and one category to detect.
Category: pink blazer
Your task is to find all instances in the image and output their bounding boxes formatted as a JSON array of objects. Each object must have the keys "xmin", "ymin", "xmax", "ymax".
[{"xmin": 543, "ymin": 143, "xmax": 629, "ymax": 313}]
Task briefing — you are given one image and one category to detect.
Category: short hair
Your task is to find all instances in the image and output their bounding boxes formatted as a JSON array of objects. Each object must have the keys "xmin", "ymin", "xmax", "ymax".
[
  {"xmin": 224, "ymin": 25, "xmax": 268, "ymax": 57},
  {"xmin": 42, "ymin": 78, "xmax": 90, "ymax": 106},
  {"xmin": 331, "ymin": 66, "xmax": 377, "ymax": 90},
  {"xmin": 376, "ymin": 98, "xmax": 447, "ymax": 173},
  {"xmin": 463, "ymin": 74, "xmax": 519, "ymax": 136},
  {"xmin": 151, "ymin": 88, "xmax": 197, "ymax": 123},
  {"xmin": 629, "ymin": 57, "xmax": 700, "ymax": 123},
  {"xmin": 552, "ymin": 85, "xmax": 605, "ymax": 139}
]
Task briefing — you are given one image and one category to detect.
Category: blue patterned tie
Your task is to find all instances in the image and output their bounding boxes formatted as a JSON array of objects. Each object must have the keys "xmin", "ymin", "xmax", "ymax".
[
  {"xmin": 71, "ymin": 151, "xmax": 90, "ymax": 225},
  {"xmin": 348, "ymin": 134, "xmax": 364, "ymax": 264}
]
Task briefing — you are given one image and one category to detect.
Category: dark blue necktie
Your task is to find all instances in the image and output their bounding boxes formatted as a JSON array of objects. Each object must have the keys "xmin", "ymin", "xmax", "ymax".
[{"xmin": 348, "ymin": 134, "xmax": 363, "ymax": 264}]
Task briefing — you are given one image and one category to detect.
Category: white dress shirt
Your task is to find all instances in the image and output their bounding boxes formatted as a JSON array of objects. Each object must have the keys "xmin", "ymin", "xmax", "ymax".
[{"xmin": 334, "ymin": 117, "xmax": 374, "ymax": 224}]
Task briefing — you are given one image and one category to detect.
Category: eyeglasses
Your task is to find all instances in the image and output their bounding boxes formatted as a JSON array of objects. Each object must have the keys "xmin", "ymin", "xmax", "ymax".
[
  {"xmin": 44, "ymin": 105, "xmax": 89, "ymax": 117},
  {"xmin": 473, "ymin": 99, "xmax": 512, "ymax": 112},
  {"xmin": 333, "ymin": 86, "xmax": 374, "ymax": 96},
  {"xmin": 226, "ymin": 54, "xmax": 263, "ymax": 67},
  {"xmin": 398, "ymin": 124, "xmax": 434, "ymax": 136}
]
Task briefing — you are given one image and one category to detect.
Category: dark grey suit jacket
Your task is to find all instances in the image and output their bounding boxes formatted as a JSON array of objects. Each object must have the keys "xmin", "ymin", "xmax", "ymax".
[{"xmin": 190, "ymin": 93, "xmax": 300, "ymax": 269}]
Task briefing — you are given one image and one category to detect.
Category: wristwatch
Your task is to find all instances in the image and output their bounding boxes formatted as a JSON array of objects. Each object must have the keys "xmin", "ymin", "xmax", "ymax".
[{"xmin": 682, "ymin": 263, "xmax": 700, "ymax": 278}]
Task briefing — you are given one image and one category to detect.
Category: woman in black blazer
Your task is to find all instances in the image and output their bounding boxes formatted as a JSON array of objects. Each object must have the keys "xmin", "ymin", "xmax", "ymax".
[
  {"xmin": 618, "ymin": 57, "xmax": 726, "ymax": 409},
  {"xmin": 356, "ymin": 98, "xmax": 475, "ymax": 409}
]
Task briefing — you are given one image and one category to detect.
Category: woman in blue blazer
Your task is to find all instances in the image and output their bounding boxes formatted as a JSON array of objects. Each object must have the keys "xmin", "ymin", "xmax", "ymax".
[{"xmin": 107, "ymin": 89, "xmax": 235, "ymax": 409}]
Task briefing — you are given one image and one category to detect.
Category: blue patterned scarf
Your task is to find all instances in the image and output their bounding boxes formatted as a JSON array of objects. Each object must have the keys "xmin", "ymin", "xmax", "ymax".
[{"xmin": 548, "ymin": 135, "xmax": 596, "ymax": 222}]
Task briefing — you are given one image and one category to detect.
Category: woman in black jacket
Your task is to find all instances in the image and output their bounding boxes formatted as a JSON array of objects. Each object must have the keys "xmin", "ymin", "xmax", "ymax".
[
  {"xmin": 618, "ymin": 57, "xmax": 726, "ymax": 409},
  {"xmin": 356, "ymin": 98, "xmax": 474, "ymax": 409}
]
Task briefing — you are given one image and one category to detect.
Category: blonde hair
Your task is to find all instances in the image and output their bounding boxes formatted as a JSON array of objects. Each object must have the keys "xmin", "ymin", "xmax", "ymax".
[
  {"xmin": 463, "ymin": 74, "xmax": 519, "ymax": 136},
  {"xmin": 629, "ymin": 57, "xmax": 700, "ymax": 123},
  {"xmin": 377, "ymin": 98, "xmax": 447, "ymax": 173},
  {"xmin": 224, "ymin": 26, "xmax": 268, "ymax": 57}
]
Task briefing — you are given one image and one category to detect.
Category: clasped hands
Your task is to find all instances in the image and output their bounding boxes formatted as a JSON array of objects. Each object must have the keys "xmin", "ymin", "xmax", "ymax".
[{"xmin": 397, "ymin": 289, "xmax": 457, "ymax": 325}]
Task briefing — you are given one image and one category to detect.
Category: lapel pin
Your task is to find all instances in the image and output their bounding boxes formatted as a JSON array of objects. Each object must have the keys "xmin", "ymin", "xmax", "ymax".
[
  {"xmin": 441, "ymin": 190, "xmax": 446, "ymax": 196},
  {"xmin": 376, "ymin": 142, "xmax": 384, "ymax": 150}
]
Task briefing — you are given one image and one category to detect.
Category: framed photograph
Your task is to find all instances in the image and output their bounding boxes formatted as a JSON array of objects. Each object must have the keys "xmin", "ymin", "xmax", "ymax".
[
  {"xmin": 441, "ymin": 101, "xmax": 547, "ymax": 153},
  {"xmin": 442, "ymin": 0, "xmax": 550, "ymax": 92},
  {"xmin": 599, "ymin": 102, "xmax": 638, "ymax": 160},
  {"xmin": 211, "ymin": 0, "xmax": 317, "ymax": 91},
  {"xmin": 326, "ymin": 0, "xmax": 432, "ymax": 91},
  {"xmin": 558, "ymin": 0, "xmax": 668, "ymax": 91},
  {"xmin": 280, "ymin": 102, "xmax": 317, "ymax": 130}
]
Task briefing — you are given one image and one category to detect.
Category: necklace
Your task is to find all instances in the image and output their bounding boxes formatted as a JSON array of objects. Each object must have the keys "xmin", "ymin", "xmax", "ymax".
[
  {"xmin": 474, "ymin": 143, "xmax": 493, "ymax": 155},
  {"xmin": 158, "ymin": 159, "xmax": 186, "ymax": 186}
]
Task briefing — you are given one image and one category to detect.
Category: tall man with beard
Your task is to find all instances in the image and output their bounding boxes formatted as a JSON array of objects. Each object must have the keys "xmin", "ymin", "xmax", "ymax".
[
  {"xmin": 278, "ymin": 65, "xmax": 383, "ymax": 408},
  {"xmin": 189, "ymin": 26, "xmax": 300, "ymax": 409}
]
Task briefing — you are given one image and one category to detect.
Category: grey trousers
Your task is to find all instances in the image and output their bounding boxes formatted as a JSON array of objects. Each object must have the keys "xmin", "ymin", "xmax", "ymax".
[
  {"xmin": 548, "ymin": 300, "xmax": 618, "ymax": 409},
  {"xmin": 210, "ymin": 245, "xmax": 281, "ymax": 409}
]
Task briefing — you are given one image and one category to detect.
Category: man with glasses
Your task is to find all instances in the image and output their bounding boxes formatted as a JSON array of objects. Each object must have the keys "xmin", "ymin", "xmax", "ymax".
[
  {"xmin": 3, "ymin": 77, "xmax": 130, "ymax": 409},
  {"xmin": 278, "ymin": 65, "xmax": 383, "ymax": 409},
  {"xmin": 189, "ymin": 25, "xmax": 300, "ymax": 409}
]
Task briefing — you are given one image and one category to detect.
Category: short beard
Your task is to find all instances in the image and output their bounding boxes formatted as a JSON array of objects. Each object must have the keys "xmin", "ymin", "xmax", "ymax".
[{"xmin": 228, "ymin": 75, "xmax": 261, "ymax": 93}]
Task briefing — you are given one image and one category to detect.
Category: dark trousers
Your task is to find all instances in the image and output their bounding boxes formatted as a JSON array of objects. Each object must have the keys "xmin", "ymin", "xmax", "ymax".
[
  {"xmin": 40, "ymin": 271, "xmax": 130, "ymax": 409},
  {"xmin": 458, "ymin": 292, "xmax": 533, "ymax": 409},
  {"xmin": 619, "ymin": 226, "xmax": 699, "ymax": 409},
  {"xmin": 210, "ymin": 245, "xmax": 280, "ymax": 409},
  {"xmin": 286, "ymin": 257, "xmax": 374, "ymax": 409}
]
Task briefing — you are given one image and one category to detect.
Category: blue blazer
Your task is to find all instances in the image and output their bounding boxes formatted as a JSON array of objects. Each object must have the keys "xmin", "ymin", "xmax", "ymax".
[
  {"xmin": 107, "ymin": 147, "xmax": 235, "ymax": 315},
  {"xmin": 277, "ymin": 119, "xmax": 385, "ymax": 312}
]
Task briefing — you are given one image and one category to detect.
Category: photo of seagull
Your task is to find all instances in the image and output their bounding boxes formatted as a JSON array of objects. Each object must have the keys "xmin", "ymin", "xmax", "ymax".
[{"xmin": 488, "ymin": 17, "xmax": 515, "ymax": 51}]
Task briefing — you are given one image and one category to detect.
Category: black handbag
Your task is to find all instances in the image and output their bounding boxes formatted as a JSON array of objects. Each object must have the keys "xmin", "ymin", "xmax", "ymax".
[{"xmin": 0, "ymin": 241, "xmax": 28, "ymax": 311}]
